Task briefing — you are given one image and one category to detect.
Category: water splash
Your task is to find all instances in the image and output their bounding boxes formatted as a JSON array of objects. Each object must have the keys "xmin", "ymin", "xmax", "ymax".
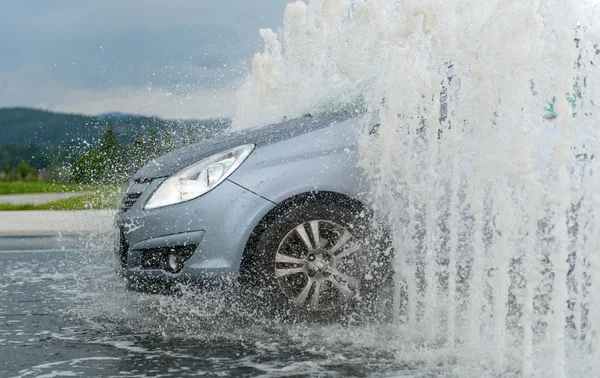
[{"xmin": 234, "ymin": 0, "xmax": 600, "ymax": 375}]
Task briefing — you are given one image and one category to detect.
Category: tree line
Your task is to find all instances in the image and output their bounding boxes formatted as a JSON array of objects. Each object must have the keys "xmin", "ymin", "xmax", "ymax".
[
  {"xmin": 1, "ymin": 121, "xmax": 227, "ymax": 184},
  {"xmin": 0, "ymin": 107, "xmax": 230, "ymax": 183},
  {"xmin": 71, "ymin": 122, "xmax": 225, "ymax": 184}
]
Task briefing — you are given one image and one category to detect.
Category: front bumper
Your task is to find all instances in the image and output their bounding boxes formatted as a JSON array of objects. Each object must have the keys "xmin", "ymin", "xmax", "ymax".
[{"xmin": 115, "ymin": 177, "xmax": 275, "ymax": 283}]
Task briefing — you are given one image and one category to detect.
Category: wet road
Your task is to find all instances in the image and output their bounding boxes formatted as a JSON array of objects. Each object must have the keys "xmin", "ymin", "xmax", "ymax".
[{"xmin": 0, "ymin": 236, "xmax": 432, "ymax": 378}]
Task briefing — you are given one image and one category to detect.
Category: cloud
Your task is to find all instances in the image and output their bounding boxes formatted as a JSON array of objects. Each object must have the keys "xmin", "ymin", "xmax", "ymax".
[
  {"xmin": 0, "ymin": 71, "xmax": 236, "ymax": 119},
  {"xmin": 0, "ymin": 0, "xmax": 289, "ymax": 118},
  {"xmin": 54, "ymin": 87, "xmax": 237, "ymax": 120}
]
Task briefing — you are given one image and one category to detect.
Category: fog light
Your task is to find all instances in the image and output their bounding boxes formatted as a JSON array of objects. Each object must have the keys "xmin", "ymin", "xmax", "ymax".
[{"xmin": 168, "ymin": 254, "xmax": 180, "ymax": 272}]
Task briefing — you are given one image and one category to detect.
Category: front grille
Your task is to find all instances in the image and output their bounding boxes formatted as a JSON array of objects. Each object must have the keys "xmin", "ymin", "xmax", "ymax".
[
  {"xmin": 118, "ymin": 227, "xmax": 129, "ymax": 267},
  {"xmin": 120, "ymin": 181, "xmax": 149, "ymax": 212},
  {"xmin": 120, "ymin": 192, "xmax": 142, "ymax": 212}
]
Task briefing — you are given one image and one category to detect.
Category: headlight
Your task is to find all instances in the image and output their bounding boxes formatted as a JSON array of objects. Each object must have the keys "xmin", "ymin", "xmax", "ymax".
[{"xmin": 144, "ymin": 144, "xmax": 255, "ymax": 210}]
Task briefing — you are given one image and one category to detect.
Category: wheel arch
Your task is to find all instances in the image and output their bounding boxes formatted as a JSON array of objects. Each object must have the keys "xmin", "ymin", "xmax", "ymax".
[{"xmin": 238, "ymin": 190, "xmax": 368, "ymax": 278}]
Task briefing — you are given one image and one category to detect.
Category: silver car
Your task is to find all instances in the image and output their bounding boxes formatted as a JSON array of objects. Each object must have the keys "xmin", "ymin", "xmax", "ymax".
[{"xmin": 116, "ymin": 113, "xmax": 390, "ymax": 315}]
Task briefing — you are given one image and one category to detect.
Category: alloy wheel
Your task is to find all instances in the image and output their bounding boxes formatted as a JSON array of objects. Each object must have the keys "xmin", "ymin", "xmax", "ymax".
[{"xmin": 273, "ymin": 220, "xmax": 363, "ymax": 311}]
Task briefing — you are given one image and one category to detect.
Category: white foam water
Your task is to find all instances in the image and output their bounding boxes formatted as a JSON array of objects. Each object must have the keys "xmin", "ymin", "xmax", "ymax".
[{"xmin": 234, "ymin": 0, "xmax": 600, "ymax": 376}]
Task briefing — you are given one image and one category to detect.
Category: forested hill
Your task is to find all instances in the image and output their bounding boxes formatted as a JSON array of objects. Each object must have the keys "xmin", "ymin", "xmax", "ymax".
[
  {"xmin": 0, "ymin": 107, "xmax": 230, "ymax": 146},
  {"xmin": 0, "ymin": 107, "xmax": 231, "ymax": 171}
]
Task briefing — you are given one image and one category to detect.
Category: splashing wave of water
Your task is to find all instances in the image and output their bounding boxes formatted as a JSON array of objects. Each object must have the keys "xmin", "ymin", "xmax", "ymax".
[{"xmin": 232, "ymin": 0, "xmax": 600, "ymax": 376}]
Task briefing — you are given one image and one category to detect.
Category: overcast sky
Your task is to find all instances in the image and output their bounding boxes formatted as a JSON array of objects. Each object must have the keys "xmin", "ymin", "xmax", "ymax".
[{"xmin": 0, "ymin": 1, "xmax": 289, "ymax": 119}]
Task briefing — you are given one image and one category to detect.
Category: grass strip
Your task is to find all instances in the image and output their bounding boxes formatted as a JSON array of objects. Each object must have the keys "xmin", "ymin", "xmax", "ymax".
[{"xmin": 0, "ymin": 186, "xmax": 123, "ymax": 210}]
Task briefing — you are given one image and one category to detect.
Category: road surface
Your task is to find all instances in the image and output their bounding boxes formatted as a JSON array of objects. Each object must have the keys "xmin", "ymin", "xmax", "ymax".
[{"xmin": 0, "ymin": 236, "xmax": 427, "ymax": 378}]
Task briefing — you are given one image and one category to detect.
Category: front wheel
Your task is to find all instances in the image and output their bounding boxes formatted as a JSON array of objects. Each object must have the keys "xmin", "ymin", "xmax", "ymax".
[{"xmin": 249, "ymin": 196, "xmax": 391, "ymax": 319}]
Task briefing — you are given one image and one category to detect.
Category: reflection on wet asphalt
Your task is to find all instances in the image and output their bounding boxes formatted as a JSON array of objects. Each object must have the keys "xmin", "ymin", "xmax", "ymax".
[{"xmin": 0, "ymin": 237, "xmax": 428, "ymax": 378}]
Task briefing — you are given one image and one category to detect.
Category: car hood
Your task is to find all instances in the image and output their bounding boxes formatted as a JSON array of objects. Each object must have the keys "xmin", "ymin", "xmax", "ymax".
[{"xmin": 133, "ymin": 113, "xmax": 358, "ymax": 181}]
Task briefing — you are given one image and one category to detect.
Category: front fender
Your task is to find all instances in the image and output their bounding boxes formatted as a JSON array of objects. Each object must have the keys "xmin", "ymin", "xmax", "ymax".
[{"xmin": 228, "ymin": 118, "xmax": 371, "ymax": 205}]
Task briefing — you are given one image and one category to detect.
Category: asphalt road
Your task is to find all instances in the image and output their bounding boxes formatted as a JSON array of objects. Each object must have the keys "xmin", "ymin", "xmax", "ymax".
[{"xmin": 0, "ymin": 236, "xmax": 430, "ymax": 378}]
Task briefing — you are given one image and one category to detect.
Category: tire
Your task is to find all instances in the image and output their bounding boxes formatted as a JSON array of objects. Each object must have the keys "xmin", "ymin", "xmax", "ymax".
[{"xmin": 247, "ymin": 194, "xmax": 392, "ymax": 320}]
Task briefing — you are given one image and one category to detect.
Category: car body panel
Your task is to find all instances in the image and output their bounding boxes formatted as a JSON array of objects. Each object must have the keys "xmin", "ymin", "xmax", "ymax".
[
  {"xmin": 228, "ymin": 115, "xmax": 371, "ymax": 204},
  {"xmin": 117, "ymin": 113, "xmax": 373, "ymax": 283},
  {"xmin": 116, "ymin": 179, "xmax": 276, "ymax": 280},
  {"xmin": 129, "ymin": 230, "xmax": 206, "ymax": 251},
  {"xmin": 133, "ymin": 113, "xmax": 358, "ymax": 181}
]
